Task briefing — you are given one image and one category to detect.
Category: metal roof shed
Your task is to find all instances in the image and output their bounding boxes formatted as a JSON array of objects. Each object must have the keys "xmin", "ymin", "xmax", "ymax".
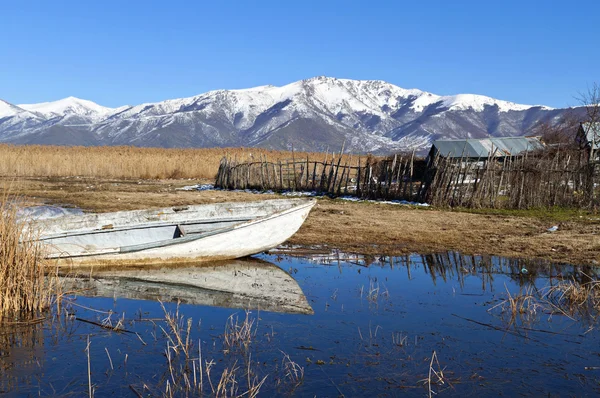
[
  {"xmin": 578, "ymin": 122, "xmax": 600, "ymax": 150},
  {"xmin": 429, "ymin": 137, "xmax": 545, "ymax": 160}
]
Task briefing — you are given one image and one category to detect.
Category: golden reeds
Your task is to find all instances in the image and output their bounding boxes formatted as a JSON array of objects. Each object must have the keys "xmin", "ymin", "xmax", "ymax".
[
  {"xmin": 223, "ymin": 310, "xmax": 257, "ymax": 354},
  {"xmin": 0, "ymin": 144, "xmax": 350, "ymax": 180},
  {"xmin": 0, "ymin": 195, "xmax": 54, "ymax": 320},
  {"xmin": 543, "ymin": 275, "xmax": 600, "ymax": 323},
  {"xmin": 153, "ymin": 304, "xmax": 267, "ymax": 397}
]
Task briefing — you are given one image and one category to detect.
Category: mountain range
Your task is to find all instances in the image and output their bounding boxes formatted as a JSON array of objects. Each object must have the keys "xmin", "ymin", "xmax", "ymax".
[{"xmin": 0, "ymin": 76, "xmax": 578, "ymax": 154}]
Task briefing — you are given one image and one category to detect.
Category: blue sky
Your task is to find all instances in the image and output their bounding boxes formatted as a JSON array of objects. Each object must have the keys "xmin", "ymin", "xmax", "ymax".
[{"xmin": 1, "ymin": 0, "xmax": 597, "ymax": 108}]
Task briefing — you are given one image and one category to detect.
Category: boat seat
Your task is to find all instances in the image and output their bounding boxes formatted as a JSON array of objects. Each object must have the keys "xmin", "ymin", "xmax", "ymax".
[{"xmin": 174, "ymin": 225, "xmax": 186, "ymax": 238}]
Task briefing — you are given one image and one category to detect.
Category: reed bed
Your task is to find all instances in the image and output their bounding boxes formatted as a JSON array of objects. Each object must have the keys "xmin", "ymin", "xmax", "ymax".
[
  {"xmin": 0, "ymin": 144, "xmax": 356, "ymax": 180},
  {"xmin": 0, "ymin": 195, "xmax": 54, "ymax": 320},
  {"xmin": 543, "ymin": 276, "xmax": 600, "ymax": 324},
  {"xmin": 146, "ymin": 304, "xmax": 267, "ymax": 397}
]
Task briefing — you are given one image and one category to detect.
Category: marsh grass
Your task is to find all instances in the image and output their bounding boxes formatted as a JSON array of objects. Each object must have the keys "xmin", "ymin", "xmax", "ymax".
[
  {"xmin": 223, "ymin": 311, "xmax": 257, "ymax": 354},
  {"xmin": 543, "ymin": 275, "xmax": 600, "ymax": 325},
  {"xmin": 151, "ymin": 305, "xmax": 266, "ymax": 398},
  {"xmin": 421, "ymin": 351, "xmax": 452, "ymax": 397},
  {"xmin": 279, "ymin": 351, "xmax": 304, "ymax": 389},
  {"xmin": 0, "ymin": 194, "xmax": 56, "ymax": 320},
  {"xmin": 487, "ymin": 284, "xmax": 542, "ymax": 327},
  {"xmin": 486, "ymin": 276, "xmax": 600, "ymax": 331},
  {"xmin": 0, "ymin": 144, "xmax": 351, "ymax": 180}
]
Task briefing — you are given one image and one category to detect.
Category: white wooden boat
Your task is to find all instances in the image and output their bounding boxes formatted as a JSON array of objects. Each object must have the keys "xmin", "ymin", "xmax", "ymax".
[
  {"xmin": 31, "ymin": 198, "xmax": 316, "ymax": 266},
  {"xmin": 58, "ymin": 258, "xmax": 314, "ymax": 315}
]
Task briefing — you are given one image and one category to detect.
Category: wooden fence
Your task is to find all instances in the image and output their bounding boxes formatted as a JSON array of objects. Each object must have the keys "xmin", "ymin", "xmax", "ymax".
[
  {"xmin": 425, "ymin": 149, "xmax": 599, "ymax": 208},
  {"xmin": 214, "ymin": 148, "xmax": 600, "ymax": 209},
  {"xmin": 215, "ymin": 152, "xmax": 424, "ymax": 202}
]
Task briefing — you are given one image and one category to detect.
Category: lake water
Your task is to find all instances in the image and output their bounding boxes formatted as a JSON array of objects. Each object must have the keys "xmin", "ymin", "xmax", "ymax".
[{"xmin": 2, "ymin": 249, "xmax": 599, "ymax": 397}]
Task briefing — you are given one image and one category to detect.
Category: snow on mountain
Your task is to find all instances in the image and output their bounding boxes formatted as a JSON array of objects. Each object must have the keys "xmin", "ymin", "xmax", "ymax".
[
  {"xmin": 0, "ymin": 77, "xmax": 570, "ymax": 153},
  {"xmin": 0, "ymin": 100, "xmax": 30, "ymax": 118},
  {"xmin": 18, "ymin": 96, "xmax": 114, "ymax": 120},
  {"xmin": 410, "ymin": 92, "xmax": 552, "ymax": 113}
]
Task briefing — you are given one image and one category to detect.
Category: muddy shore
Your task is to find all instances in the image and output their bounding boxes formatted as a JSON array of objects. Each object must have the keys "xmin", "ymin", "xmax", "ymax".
[{"xmin": 5, "ymin": 177, "xmax": 600, "ymax": 265}]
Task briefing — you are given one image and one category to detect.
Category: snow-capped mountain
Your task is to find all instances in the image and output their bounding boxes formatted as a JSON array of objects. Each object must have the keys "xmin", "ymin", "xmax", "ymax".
[{"xmin": 0, "ymin": 77, "xmax": 576, "ymax": 153}]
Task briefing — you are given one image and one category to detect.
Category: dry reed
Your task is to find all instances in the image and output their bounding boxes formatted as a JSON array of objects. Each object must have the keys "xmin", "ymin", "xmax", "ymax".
[
  {"xmin": 487, "ymin": 284, "xmax": 541, "ymax": 327},
  {"xmin": 543, "ymin": 276, "xmax": 600, "ymax": 324},
  {"xmin": 0, "ymin": 144, "xmax": 352, "ymax": 180},
  {"xmin": 0, "ymin": 194, "xmax": 55, "ymax": 320},
  {"xmin": 223, "ymin": 310, "xmax": 256, "ymax": 354},
  {"xmin": 280, "ymin": 351, "xmax": 304, "ymax": 388},
  {"xmin": 423, "ymin": 351, "xmax": 449, "ymax": 398},
  {"xmin": 155, "ymin": 304, "xmax": 266, "ymax": 397}
]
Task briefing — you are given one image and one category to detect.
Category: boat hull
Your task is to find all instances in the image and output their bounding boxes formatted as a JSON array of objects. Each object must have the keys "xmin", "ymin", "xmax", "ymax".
[{"xmin": 33, "ymin": 199, "xmax": 316, "ymax": 266}]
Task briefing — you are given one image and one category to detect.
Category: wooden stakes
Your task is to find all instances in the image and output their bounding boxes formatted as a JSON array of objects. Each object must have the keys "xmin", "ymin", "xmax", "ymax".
[{"xmin": 213, "ymin": 148, "xmax": 598, "ymax": 209}]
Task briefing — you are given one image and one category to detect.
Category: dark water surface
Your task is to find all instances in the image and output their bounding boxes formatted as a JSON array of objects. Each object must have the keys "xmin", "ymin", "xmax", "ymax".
[{"xmin": 2, "ymin": 250, "xmax": 600, "ymax": 397}]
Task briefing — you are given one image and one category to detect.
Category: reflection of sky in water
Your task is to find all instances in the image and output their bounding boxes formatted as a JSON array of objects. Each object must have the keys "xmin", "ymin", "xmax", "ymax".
[{"xmin": 2, "ymin": 252, "xmax": 599, "ymax": 396}]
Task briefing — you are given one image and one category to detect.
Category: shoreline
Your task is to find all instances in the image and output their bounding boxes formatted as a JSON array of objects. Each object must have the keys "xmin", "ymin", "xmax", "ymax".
[{"xmin": 4, "ymin": 176, "xmax": 599, "ymax": 266}]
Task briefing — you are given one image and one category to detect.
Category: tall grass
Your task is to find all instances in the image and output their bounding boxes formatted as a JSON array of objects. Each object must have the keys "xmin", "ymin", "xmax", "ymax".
[
  {"xmin": 0, "ymin": 195, "xmax": 54, "ymax": 320},
  {"xmin": 153, "ymin": 304, "xmax": 267, "ymax": 397},
  {"xmin": 0, "ymin": 144, "xmax": 359, "ymax": 180}
]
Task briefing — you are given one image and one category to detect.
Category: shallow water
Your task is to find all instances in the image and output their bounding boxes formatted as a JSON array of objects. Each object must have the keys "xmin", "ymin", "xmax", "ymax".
[{"xmin": 2, "ymin": 250, "xmax": 600, "ymax": 396}]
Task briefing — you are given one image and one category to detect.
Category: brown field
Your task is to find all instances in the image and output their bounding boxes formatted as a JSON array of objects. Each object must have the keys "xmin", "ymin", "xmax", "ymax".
[
  {"xmin": 5, "ymin": 175, "xmax": 600, "ymax": 266},
  {"xmin": 0, "ymin": 144, "xmax": 366, "ymax": 180}
]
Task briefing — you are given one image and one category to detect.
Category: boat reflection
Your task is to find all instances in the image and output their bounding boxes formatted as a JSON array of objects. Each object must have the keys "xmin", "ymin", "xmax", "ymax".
[{"xmin": 59, "ymin": 257, "xmax": 313, "ymax": 315}]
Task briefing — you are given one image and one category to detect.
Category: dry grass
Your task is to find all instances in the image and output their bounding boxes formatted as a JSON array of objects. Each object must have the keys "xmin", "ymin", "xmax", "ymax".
[
  {"xmin": 422, "ymin": 351, "xmax": 451, "ymax": 397},
  {"xmin": 543, "ymin": 276, "xmax": 600, "ymax": 324},
  {"xmin": 223, "ymin": 311, "xmax": 256, "ymax": 354},
  {"xmin": 0, "ymin": 194, "xmax": 55, "ymax": 320},
  {"xmin": 4, "ymin": 176, "xmax": 600, "ymax": 266},
  {"xmin": 280, "ymin": 351, "xmax": 304, "ymax": 389},
  {"xmin": 0, "ymin": 144, "xmax": 362, "ymax": 180},
  {"xmin": 152, "ymin": 304, "xmax": 266, "ymax": 398},
  {"xmin": 487, "ymin": 285, "xmax": 542, "ymax": 326},
  {"xmin": 486, "ymin": 278, "xmax": 600, "ymax": 329}
]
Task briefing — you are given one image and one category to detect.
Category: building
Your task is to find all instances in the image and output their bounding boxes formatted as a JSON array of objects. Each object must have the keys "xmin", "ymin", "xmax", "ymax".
[
  {"xmin": 577, "ymin": 122, "xmax": 600, "ymax": 160},
  {"xmin": 428, "ymin": 136, "xmax": 545, "ymax": 162}
]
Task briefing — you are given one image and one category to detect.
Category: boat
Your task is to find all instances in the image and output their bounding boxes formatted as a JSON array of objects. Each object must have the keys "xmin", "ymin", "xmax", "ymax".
[
  {"xmin": 30, "ymin": 198, "xmax": 316, "ymax": 266},
  {"xmin": 58, "ymin": 258, "xmax": 314, "ymax": 315}
]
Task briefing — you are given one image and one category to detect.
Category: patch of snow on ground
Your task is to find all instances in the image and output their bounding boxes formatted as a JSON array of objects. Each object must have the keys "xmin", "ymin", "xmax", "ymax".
[
  {"xmin": 177, "ymin": 184, "xmax": 215, "ymax": 191},
  {"xmin": 17, "ymin": 205, "xmax": 83, "ymax": 220},
  {"xmin": 179, "ymin": 184, "xmax": 429, "ymax": 206},
  {"xmin": 338, "ymin": 196, "xmax": 429, "ymax": 207}
]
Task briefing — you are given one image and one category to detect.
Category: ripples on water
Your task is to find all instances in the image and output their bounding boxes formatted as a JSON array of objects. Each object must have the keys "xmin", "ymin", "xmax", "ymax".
[{"xmin": 1, "ymin": 250, "xmax": 599, "ymax": 396}]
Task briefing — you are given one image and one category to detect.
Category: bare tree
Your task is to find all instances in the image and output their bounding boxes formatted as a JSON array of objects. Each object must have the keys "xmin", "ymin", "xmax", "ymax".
[
  {"xmin": 577, "ymin": 82, "xmax": 600, "ymax": 161},
  {"xmin": 533, "ymin": 110, "xmax": 580, "ymax": 147},
  {"xmin": 577, "ymin": 82, "xmax": 600, "ymax": 207}
]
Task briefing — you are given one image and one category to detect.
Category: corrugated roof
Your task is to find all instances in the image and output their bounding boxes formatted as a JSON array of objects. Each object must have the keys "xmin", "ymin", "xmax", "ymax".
[
  {"xmin": 431, "ymin": 137, "xmax": 545, "ymax": 159},
  {"xmin": 580, "ymin": 122, "xmax": 600, "ymax": 150}
]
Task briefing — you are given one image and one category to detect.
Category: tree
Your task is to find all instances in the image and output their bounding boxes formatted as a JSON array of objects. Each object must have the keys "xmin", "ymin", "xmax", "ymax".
[
  {"xmin": 577, "ymin": 82, "xmax": 600, "ymax": 207},
  {"xmin": 533, "ymin": 110, "xmax": 580, "ymax": 147},
  {"xmin": 577, "ymin": 82, "xmax": 600, "ymax": 162}
]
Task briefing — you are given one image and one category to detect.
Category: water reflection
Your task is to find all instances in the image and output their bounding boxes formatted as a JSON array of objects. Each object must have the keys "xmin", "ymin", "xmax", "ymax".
[
  {"xmin": 276, "ymin": 247, "xmax": 599, "ymax": 291},
  {"xmin": 0, "ymin": 322, "xmax": 45, "ymax": 394},
  {"xmin": 58, "ymin": 257, "xmax": 314, "ymax": 315},
  {"xmin": 1, "ymin": 249, "xmax": 599, "ymax": 396}
]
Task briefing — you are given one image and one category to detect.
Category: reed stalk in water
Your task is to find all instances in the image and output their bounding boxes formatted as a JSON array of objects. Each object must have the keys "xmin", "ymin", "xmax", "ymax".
[{"xmin": 0, "ymin": 195, "xmax": 53, "ymax": 320}]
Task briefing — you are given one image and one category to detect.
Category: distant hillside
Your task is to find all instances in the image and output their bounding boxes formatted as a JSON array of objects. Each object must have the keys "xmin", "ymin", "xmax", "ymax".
[{"xmin": 0, "ymin": 77, "xmax": 582, "ymax": 154}]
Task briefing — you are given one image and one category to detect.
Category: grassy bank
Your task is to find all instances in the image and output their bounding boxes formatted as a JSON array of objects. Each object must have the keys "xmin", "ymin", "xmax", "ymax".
[
  {"xmin": 0, "ymin": 196, "xmax": 54, "ymax": 320},
  {"xmin": 0, "ymin": 144, "xmax": 364, "ymax": 180}
]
